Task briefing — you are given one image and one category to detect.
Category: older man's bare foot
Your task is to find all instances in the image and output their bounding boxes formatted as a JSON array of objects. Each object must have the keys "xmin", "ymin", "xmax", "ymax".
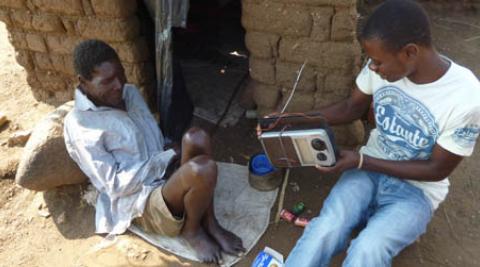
[
  {"xmin": 182, "ymin": 228, "xmax": 223, "ymax": 264},
  {"xmin": 204, "ymin": 219, "xmax": 245, "ymax": 256}
]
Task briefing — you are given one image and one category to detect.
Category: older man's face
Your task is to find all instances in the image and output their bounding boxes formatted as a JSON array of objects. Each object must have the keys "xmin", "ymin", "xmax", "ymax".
[{"xmin": 80, "ymin": 60, "xmax": 127, "ymax": 110}]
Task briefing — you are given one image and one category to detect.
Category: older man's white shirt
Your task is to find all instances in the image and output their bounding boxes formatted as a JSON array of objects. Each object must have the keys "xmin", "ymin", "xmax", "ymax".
[{"xmin": 64, "ymin": 84, "xmax": 176, "ymax": 234}]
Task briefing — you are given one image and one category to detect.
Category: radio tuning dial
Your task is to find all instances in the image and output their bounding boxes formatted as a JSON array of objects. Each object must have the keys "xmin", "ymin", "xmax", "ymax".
[
  {"xmin": 311, "ymin": 138, "xmax": 326, "ymax": 151},
  {"xmin": 317, "ymin": 152, "xmax": 327, "ymax": 161}
]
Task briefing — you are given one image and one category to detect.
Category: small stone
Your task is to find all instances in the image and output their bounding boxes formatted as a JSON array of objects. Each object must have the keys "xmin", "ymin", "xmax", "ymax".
[
  {"xmin": 8, "ymin": 130, "xmax": 31, "ymax": 147},
  {"xmin": 38, "ymin": 210, "xmax": 50, "ymax": 218},
  {"xmin": 0, "ymin": 112, "xmax": 8, "ymax": 128},
  {"xmin": 290, "ymin": 182, "xmax": 300, "ymax": 192}
]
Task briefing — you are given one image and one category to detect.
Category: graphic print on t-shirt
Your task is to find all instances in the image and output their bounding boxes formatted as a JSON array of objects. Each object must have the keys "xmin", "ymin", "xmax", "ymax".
[
  {"xmin": 453, "ymin": 124, "xmax": 480, "ymax": 148},
  {"xmin": 374, "ymin": 86, "xmax": 439, "ymax": 160}
]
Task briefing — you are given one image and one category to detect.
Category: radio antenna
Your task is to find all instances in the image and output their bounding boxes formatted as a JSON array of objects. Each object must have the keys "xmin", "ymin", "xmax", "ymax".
[{"xmin": 280, "ymin": 60, "xmax": 308, "ymax": 113}]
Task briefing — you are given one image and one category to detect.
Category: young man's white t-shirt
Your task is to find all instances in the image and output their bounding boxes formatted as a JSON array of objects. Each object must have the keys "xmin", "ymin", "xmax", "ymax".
[{"xmin": 356, "ymin": 59, "xmax": 480, "ymax": 210}]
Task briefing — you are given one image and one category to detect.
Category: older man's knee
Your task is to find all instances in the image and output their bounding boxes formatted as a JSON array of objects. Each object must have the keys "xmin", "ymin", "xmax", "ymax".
[
  {"xmin": 182, "ymin": 127, "xmax": 210, "ymax": 147},
  {"xmin": 187, "ymin": 155, "xmax": 217, "ymax": 186}
]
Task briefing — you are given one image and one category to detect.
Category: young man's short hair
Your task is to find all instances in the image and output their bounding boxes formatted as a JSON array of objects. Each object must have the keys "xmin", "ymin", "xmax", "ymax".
[
  {"xmin": 360, "ymin": 0, "xmax": 432, "ymax": 51},
  {"xmin": 73, "ymin": 39, "xmax": 120, "ymax": 80}
]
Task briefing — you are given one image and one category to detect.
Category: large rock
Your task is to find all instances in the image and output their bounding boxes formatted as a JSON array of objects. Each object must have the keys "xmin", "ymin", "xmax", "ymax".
[{"xmin": 15, "ymin": 101, "xmax": 88, "ymax": 191}]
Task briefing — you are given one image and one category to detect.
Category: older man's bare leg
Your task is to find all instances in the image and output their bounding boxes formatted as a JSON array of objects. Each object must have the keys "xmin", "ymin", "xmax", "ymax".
[
  {"xmin": 180, "ymin": 128, "xmax": 245, "ymax": 256},
  {"xmin": 161, "ymin": 128, "xmax": 243, "ymax": 263},
  {"xmin": 161, "ymin": 154, "xmax": 222, "ymax": 264}
]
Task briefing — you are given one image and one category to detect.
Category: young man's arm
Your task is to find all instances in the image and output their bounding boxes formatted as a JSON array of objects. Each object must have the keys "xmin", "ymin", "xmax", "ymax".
[
  {"xmin": 257, "ymin": 85, "xmax": 372, "ymax": 135},
  {"xmin": 316, "ymin": 144, "xmax": 463, "ymax": 182}
]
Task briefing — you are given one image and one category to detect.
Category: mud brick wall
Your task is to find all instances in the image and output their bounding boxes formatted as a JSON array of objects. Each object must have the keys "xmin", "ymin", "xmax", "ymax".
[
  {"xmin": 242, "ymin": 0, "xmax": 364, "ymax": 146},
  {"xmin": 0, "ymin": 0, "xmax": 154, "ymax": 104},
  {"xmin": 421, "ymin": 0, "xmax": 480, "ymax": 11}
]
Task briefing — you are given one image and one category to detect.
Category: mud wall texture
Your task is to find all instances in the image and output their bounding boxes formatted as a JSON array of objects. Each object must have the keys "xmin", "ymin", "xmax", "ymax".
[
  {"xmin": 242, "ymin": 0, "xmax": 364, "ymax": 146},
  {"xmin": 421, "ymin": 0, "xmax": 479, "ymax": 9},
  {"xmin": 0, "ymin": 0, "xmax": 154, "ymax": 104}
]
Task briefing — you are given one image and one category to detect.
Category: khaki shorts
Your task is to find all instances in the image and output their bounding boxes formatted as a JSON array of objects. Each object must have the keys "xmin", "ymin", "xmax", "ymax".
[{"xmin": 133, "ymin": 185, "xmax": 184, "ymax": 237}]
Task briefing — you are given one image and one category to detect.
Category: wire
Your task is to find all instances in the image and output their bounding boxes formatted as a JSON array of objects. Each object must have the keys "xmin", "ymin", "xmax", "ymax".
[
  {"xmin": 259, "ymin": 112, "xmax": 326, "ymax": 132},
  {"xmin": 280, "ymin": 60, "xmax": 308, "ymax": 113}
]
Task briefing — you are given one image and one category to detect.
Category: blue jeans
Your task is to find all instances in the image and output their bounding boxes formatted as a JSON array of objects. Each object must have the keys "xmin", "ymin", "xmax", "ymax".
[{"xmin": 285, "ymin": 169, "xmax": 433, "ymax": 267}]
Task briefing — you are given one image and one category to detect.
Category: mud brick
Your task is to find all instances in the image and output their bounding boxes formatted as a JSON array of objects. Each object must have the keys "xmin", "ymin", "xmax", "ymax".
[
  {"xmin": 310, "ymin": 7, "xmax": 334, "ymax": 41},
  {"xmin": 242, "ymin": 1, "xmax": 312, "ymax": 37},
  {"xmin": 244, "ymin": 31, "xmax": 280, "ymax": 59},
  {"xmin": 31, "ymin": 89, "xmax": 53, "ymax": 101},
  {"xmin": 32, "ymin": 14, "xmax": 64, "ymax": 33},
  {"xmin": 8, "ymin": 31, "xmax": 28, "ymax": 50},
  {"xmin": 0, "ymin": 9, "xmax": 12, "ymax": 26},
  {"xmin": 54, "ymin": 90, "xmax": 74, "ymax": 103},
  {"xmin": 45, "ymin": 35, "xmax": 82, "ymax": 54},
  {"xmin": 81, "ymin": 0, "xmax": 94, "ymax": 16},
  {"xmin": 321, "ymin": 41, "xmax": 360, "ymax": 71},
  {"xmin": 323, "ymin": 71, "xmax": 354, "ymax": 93},
  {"xmin": 251, "ymin": 81, "xmax": 281, "ymax": 109},
  {"xmin": 90, "ymin": 0, "xmax": 137, "ymax": 18},
  {"xmin": 245, "ymin": 0, "xmax": 355, "ymax": 7},
  {"xmin": 33, "ymin": 52, "xmax": 54, "ymax": 71},
  {"xmin": 26, "ymin": 72, "xmax": 40, "ymax": 88},
  {"xmin": 315, "ymin": 72, "xmax": 326, "ymax": 92},
  {"xmin": 314, "ymin": 90, "xmax": 349, "ymax": 109},
  {"xmin": 26, "ymin": 33, "xmax": 47, "ymax": 52},
  {"xmin": 60, "ymin": 18, "xmax": 76, "ymax": 35},
  {"xmin": 331, "ymin": 7, "xmax": 357, "ymax": 41},
  {"xmin": 0, "ymin": 0, "xmax": 26, "ymax": 9},
  {"xmin": 249, "ymin": 57, "xmax": 276, "ymax": 85},
  {"xmin": 50, "ymin": 54, "xmax": 74, "ymax": 75},
  {"xmin": 30, "ymin": 0, "xmax": 83, "ymax": 16},
  {"xmin": 279, "ymin": 89, "xmax": 315, "ymax": 113},
  {"xmin": 279, "ymin": 39, "xmax": 359, "ymax": 70},
  {"xmin": 276, "ymin": 61, "xmax": 316, "ymax": 92},
  {"xmin": 334, "ymin": 0, "xmax": 357, "ymax": 7},
  {"xmin": 15, "ymin": 50, "xmax": 34, "ymax": 70},
  {"xmin": 112, "ymin": 38, "xmax": 149, "ymax": 63},
  {"xmin": 10, "ymin": 10, "xmax": 33, "ymax": 30},
  {"xmin": 76, "ymin": 17, "xmax": 140, "ymax": 42},
  {"xmin": 36, "ymin": 71, "xmax": 67, "ymax": 92},
  {"xmin": 123, "ymin": 62, "xmax": 154, "ymax": 85}
]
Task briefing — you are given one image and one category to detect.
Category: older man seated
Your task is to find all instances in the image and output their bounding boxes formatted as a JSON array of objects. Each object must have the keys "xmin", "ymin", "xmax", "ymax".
[{"xmin": 64, "ymin": 39, "xmax": 244, "ymax": 264}]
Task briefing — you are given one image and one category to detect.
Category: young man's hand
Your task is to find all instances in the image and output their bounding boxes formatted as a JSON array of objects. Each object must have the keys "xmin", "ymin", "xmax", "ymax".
[
  {"xmin": 315, "ymin": 150, "xmax": 360, "ymax": 174},
  {"xmin": 256, "ymin": 112, "xmax": 282, "ymax": 137}
]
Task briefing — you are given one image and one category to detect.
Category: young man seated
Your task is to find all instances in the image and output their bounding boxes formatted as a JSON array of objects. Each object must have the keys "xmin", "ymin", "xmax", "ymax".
[
  {"xmin": 276, "ymin": 1, "xmax": 480, "ymax": 266},
  {"xmin": 64, "ymin": 39, "xmax": 244, "ymax": 264}
]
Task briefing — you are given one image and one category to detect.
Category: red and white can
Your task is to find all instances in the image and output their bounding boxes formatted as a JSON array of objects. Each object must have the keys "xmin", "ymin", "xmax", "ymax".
[
  {"xmin": 280, "ymin": 209, "xmax": 296, "ymax": 223},
  {"xmin": 294, "ymin": 217, "xmax": 309, "ymax": 227}
]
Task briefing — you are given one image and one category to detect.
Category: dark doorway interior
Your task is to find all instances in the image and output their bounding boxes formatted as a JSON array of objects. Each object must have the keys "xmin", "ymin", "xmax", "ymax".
[{"xmin": 172, "ymin": 0, "xmax": 249, "ymax": 127}]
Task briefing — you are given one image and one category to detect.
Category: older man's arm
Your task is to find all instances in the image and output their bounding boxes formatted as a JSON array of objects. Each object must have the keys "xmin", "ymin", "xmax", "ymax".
[{"xmin": 65, "ymin": 128, "xmax": 176, "ymax": 199}]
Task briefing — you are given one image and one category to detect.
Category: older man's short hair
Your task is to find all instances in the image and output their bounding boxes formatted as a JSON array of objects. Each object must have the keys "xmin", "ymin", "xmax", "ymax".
[{"xmin": 73, "ymin": 39, "xmax": 120, "ymax": 80}]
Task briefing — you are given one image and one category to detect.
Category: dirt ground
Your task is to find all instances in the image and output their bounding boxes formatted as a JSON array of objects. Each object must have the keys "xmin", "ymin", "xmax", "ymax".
[{"xmin": 0, "ymin": 4, "xmax": 480, "ymax": 267}]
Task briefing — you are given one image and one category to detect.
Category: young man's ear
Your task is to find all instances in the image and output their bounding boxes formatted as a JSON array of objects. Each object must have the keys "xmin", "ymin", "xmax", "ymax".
[{"xmin": 403, "ymin": 43, "xmax": 419, "ymax": 61}]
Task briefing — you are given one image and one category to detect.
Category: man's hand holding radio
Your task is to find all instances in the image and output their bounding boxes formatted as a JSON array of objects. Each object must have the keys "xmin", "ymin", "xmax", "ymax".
[{"xmin": 315, "ymin": 150, "xmax": 361, "ymax": 174}]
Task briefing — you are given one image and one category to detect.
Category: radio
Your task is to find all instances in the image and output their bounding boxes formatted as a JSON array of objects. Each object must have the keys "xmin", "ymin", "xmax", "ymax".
[{"xmin": 258, "ymin": 114, "xmax": 338, "ymax": 168}]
